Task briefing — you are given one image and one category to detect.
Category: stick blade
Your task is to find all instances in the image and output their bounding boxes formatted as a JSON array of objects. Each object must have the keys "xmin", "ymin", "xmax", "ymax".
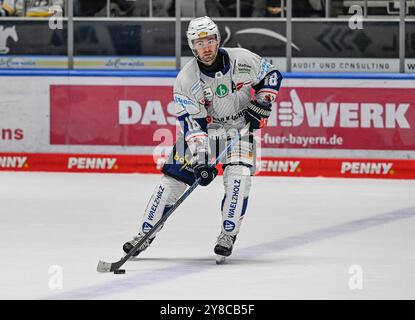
[
  {"xmin": 215, "ymin": 255, "xmax": 226, "ymax": 265},
  {"xmin": 97, "ymin": 260, "xmax": 113, "ymax": 273}
]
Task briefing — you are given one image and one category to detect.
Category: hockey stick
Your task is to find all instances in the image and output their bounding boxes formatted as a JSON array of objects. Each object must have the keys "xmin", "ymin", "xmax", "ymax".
[{"xmin": 97, "ymin": 123, "xmax": 251, "ymax": 272}]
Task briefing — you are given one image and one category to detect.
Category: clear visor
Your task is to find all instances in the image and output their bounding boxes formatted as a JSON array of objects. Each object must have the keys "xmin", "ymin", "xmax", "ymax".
[{"xmin": 192, "ymin": 36, "xmax": 218, "ymax": 49}]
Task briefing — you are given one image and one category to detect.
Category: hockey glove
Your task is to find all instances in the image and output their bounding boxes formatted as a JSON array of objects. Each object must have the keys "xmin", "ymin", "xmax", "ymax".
[
  {"xmin": 191, "ymin": 152, "xmax": 218, "ymax": 186},
  {"xmin": 244, "ymin": 100, "xmax": 272, "ymax": 131}
]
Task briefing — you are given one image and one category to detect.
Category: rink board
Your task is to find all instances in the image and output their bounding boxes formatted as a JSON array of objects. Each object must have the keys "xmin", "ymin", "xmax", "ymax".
[
  {"xmin": 0, "ymin": 70, "xmax": 414, "ymax": 178},
  {"xmin": 1, "ymin": 152, "xmax": 415, "ymax": 179}
]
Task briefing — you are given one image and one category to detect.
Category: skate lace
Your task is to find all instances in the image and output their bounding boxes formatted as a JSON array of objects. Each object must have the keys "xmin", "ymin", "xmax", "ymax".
[{"xmin": 217, "ymin": 233, "xmax": 234, "ymax": 248}]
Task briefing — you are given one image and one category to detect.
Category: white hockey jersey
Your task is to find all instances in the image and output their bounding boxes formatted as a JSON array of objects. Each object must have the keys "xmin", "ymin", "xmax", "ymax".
[{"xmin": 173, "ymin": 47, "xmax": 280, "ymax": 155}]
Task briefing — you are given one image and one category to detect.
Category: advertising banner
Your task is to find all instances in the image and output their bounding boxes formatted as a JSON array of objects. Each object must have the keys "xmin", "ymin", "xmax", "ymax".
[
  {"xmin": 1, "ymin": 153, "xmax": 415, "ymax": 179},
  {"xmin": 2, "ymin": 19, "xmax": 412, "ymax": 73},
  {"xmin": 264, "ymin": 87, "xmax": 415, "ymax": 150},
  {"xmin": 49, "ymin": 84, "xmax": 415, "ymax": 151},
  {"xmin": 50, "ymin": 84, "xmax": 177, "ymax": 146},
  {"xmin": 1, "ymin": 74, "xmax": 414, "ymax": 178}
]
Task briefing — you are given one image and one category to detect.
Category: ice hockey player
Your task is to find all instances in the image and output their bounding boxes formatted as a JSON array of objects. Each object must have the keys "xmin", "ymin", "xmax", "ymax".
[{"xmin": 123, "ymin": 16, "xmax": 283, "ymax": 262}]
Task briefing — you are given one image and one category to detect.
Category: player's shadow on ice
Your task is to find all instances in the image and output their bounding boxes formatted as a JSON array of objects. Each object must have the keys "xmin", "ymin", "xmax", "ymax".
[
  {"xmin": 127, "ymin": 254, "xmax": 340, "ymax": 266},
  {"xmin": 127, "ymin": 256, "xmax": 275, "ymax": 265}
]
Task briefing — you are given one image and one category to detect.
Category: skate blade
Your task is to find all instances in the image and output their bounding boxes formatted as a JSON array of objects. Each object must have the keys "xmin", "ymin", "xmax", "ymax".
[{"xmin": 216, "ymin": 255, "xmax": 226, "ymax": 265}]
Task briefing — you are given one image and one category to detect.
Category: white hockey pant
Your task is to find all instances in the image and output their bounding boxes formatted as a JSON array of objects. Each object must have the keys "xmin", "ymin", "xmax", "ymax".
[
  {"xmin": 139, "ymin": 175, "xmax": 187, "ymax": 237},
  {"xmin": 221, "ymin": 165, "xmax": 252, "ymax": 236}
]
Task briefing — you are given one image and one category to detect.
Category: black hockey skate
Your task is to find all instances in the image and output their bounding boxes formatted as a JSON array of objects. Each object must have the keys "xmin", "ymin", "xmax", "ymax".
[
  {"xmin": 214, "ymin": 233, "xmax": 237, "ymax": 264},
  {"xmin": 123, "ymin": 234, "xmax": 155, "ymax": 257}
]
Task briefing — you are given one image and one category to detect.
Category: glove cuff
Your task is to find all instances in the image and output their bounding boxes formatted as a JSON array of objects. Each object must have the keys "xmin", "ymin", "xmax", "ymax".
[
  {"xmin": 248, "ymin": 101, "xmax": 271, "ymax": 117},
  {"xmin": 191, "ymin": 150, "xmax": 209, "ymax": 166}
]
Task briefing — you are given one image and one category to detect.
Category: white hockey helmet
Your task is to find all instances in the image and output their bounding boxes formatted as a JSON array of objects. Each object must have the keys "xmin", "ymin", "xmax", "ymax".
[{"xmin": 186, "ymin": 16, "xmax": 221, "ymax": 56}]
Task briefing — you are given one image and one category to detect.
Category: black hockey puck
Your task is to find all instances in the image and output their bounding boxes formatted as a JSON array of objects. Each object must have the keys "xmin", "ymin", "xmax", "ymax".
[{"xmin": 114, "ymin": 269, "xmax": 126, "ymax": 274}]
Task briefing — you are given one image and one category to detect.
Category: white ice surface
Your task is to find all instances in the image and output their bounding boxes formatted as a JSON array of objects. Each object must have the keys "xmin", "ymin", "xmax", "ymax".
[{"xmin": 1, "ymin": 171, "xmax": 414, "ymax": 300}]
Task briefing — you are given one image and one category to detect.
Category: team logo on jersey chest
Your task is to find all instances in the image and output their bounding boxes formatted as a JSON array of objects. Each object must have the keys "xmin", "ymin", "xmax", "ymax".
[{"xmin": 215, "ymin": 84, "xmax": 229, "ymax": 98}]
